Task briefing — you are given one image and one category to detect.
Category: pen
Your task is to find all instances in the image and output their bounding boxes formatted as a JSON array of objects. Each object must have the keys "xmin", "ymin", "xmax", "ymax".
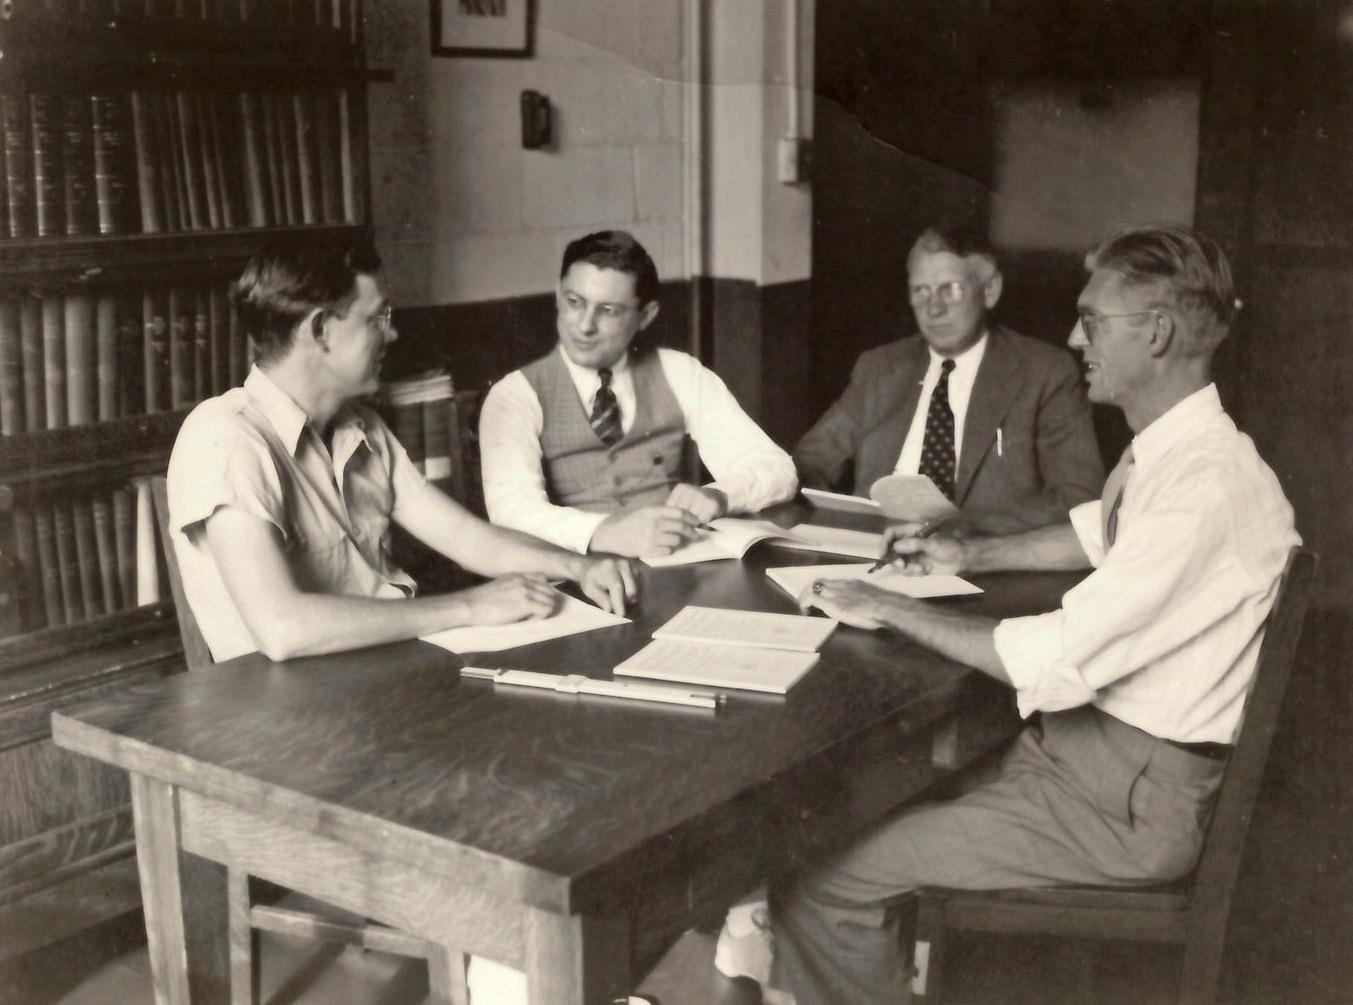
[
  {"xmin": 461, "ymin": 667, "xmax": 723, "ymax": 710},
  {"xmin": 866, "ymin": 520, "xmax": 939, "ymax": 573},
  {"xmin": 997, "ymin": 426, "xmax": 1003, "ymax": 457}
]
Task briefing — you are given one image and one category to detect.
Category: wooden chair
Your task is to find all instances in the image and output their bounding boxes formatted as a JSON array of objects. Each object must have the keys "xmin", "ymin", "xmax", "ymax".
[
  {"xmin": 149, "ymin": 476, "xmax": 468, "ymax": 1005},
  {"xmin": 910, "ymin": 546, "xmax": 1318, "ymax": 1005}
]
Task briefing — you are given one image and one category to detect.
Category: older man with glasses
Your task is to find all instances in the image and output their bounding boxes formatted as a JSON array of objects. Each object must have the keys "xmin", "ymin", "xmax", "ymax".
[{"xmin": 792, "ymin": 221, "xmax": 1104, "ymax": 535}]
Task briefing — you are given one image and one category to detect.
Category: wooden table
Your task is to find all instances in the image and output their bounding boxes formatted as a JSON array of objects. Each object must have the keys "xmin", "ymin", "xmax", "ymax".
[{"xmin": 52, "ymin": 517, "xmax": 1081, "ymax": 1004}]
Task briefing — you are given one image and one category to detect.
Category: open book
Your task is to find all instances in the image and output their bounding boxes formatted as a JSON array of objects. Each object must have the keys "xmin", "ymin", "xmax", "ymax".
[
  {"xmin": 615, "ymin": 605, "xmax": 837, "ymax": 693},
  {"xmin": 767, "ymin": 563, "xmax": 983, "ymax": 601},
  {"xmin": 642, "ymin": 517, "xmax": 881, "ymax": 567}
]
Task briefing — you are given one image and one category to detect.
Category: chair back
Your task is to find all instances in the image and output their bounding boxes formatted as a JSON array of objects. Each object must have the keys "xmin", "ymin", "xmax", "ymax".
[
  {"xmin": 149, "ymin": 475, "xmax": 215, "ymax": 671},
  {"xmin": 1188, "ymin": 546, "xmax": 1316, "ymax": 925}
]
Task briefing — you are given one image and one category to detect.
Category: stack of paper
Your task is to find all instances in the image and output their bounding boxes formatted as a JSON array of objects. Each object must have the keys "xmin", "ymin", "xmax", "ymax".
[
  {"xmin": 615, "ymin": 605, "xmax": 836, "ymax": 694},
  {"xmin": 643, "ymin": 517, "xmax": 881, "ymax": 567},
  {"xmin": 420, "ymin": 591, "xmax": 629, "ymax": 653},
  {"xmin": 766, "ymin": 563, "xmax": 983, "ymax": 601}
]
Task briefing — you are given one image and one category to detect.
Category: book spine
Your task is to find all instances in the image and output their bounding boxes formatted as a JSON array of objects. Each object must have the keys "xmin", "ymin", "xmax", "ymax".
[
  {"xmin": 172, "ymin": 92, "xmax": 204, "ymax": 230},
  {"xmin": 293, "ymin": 90, "xmax": 317, "ymax": 225},
  {"xmin": 53, "ymin": 501, "xmax": 83, "ymax": 624},
  {"xmin": 392, "ymin": 402, "xmax": 424, "ymax": 474},
  {"xmin": 92, "ymin": 492, "xmax": 120, "ymax": 613},
  {"xmin": 133, "ymin": 477, "xmax": 159, "ymax": 605},
  {"xmin": 0, "ymin": 297, "xmax": 22, "ymax": 434},
  {"xmin": 129, "ymin": 91, "xmax": 163, "ymax": 233},
  {"xmin": 73, "ymin": 496, "xmax": 102, "ymax": 620},
  {"xmin": 422, "ymin": 398, "xmax": 451, "ymax": 480},
  {"xmin": 96, "ymin": 293, "xmax": 118, "ymax": 420},
  {"xmin": 338, "ymin": 86, "xmax": 354, "ymax": 223},
  {"xmin": 206, "ymin": 93, "xmax": 237, "ymax": 228},
  {"xmin": 12, "ymin": 506, "xmax": 45, "ymax": 631},
  {"xmin": 30, "ymin": 94, "xmax": 65, "ymax": 238},
  {"xmin": 113, "ymin": 485, "xmax": 136, "ymax": 609},
  {"xmin": 34, "ymin": 504, "xmax": 64, "ymax": 627},
  {"xmin": 259, "ymin": 91, "xmax": 286, "ymax": 225},
  {"xmin": 118, "ymin": 292, "xmax": 144, "ymax": 416},
  {"xmin": 315, "ymin": 86, "xmax": 341, "ymax": 223},
  {"xmin": 227, "ymin": 288, "xmax": 245, "ymax": 387},
  {"xmin": 2, "ymin": 94, "xmax": 34, "ymax": 239},
  {"xmin": 192, "ymin": 285, "xmax": 209, "ymax": 400},
  {"xmin": 168, "ymin": 284, "xmax": 194, "ymax": 408},
  {"xmin": 142, "ymin": 287, "xmax": 168, "ymax": 413},
  {"xmin": 195, "ymin": 93, "xmax": 222, "ymax": 228},
  {"xmin": 154, "ymin": 92, "xmax": 183, "ymax": 232},
  {"xmin": 19, "ymin": 296, "xmax": 43, "ymax": 430},
  {"xmin": 238, "ymin": 91, "xmax": 270, "ymax": 226},
  {"xmin": 91, "ymin": 93, "xmax": 137, "ymax": 235},
  {"xmin": 61, "ymin": 91, "xmax": 97, "ymax": 236},
  {"xmin": 41, "ymin": 293, "xmax": 66, "ymax": 428},
  {"xmin": 209, "ymin": 283, "xmax": 228, "ymax": 394},
  {"xmin": 64, "ymin": 291, "xmax": 95, "ymax": 425},
  {"xmin": 274, "ymin": 91, "xmax": 300, "ymax": 225}
]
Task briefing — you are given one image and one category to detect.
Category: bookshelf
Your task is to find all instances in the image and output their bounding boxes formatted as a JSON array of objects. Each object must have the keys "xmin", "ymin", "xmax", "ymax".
[{"xmin": 0, "ymin": 0, "xmax": 377, "ymax": 952}]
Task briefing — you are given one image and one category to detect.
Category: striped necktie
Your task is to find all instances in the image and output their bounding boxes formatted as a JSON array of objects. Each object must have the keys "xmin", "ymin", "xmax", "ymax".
[
  {"xmin": 918, "ymin": 359, "xmax": 957, "ymax": 500},
  {"xmin": 590, "ymin": 367, "xmax": 623, "ymax": 446},
  {"xmin": 1101, "ymin": 445, "xmax": 1135, "ymax": 548}
]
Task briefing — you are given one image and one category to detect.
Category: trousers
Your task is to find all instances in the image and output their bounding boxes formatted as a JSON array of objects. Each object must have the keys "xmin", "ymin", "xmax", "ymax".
[{"xmin": 770, "ymin": 705, "xmax": 1225, "ymax": 1005}]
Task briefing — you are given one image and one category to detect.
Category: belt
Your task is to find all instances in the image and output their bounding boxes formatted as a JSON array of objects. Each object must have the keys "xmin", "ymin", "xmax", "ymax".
[{"xmin": 1161, "ymin": 737, "xmax": 1233, "ymax": 761}]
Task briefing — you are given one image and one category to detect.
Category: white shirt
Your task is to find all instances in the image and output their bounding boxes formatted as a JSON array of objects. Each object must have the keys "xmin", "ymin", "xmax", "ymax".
[
  {"xmin": 480, "ymin": 346, "xmax": 798, "ymax": 553},
  {"xmin": 168, "ymin": 367, "xmax": 433, "ymax": 662},
  {"xmin": 993, "ymin": 384, "xmax": 1299, "ymax": 743},
  {"xmin": 893, "ymin": 334, "xmax": 988, "ymax": 475}
]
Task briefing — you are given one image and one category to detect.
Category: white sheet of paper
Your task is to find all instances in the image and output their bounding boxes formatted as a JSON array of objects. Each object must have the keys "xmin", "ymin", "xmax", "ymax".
[
  {"xmin": 868, "ymin": 474, "xmax": 961, "ymax": 523},
  {"xmin": 615, "ymin": 638, "xmax": 819, "ymax": 694},
  {"xmin": 774, "ymin": 524, "xmax": 881, "ymax": 560},
  {"xmin": 654, "ymin": 604, "xmax": 837, "ymax": 653},
  {"xmin": 802, "ymin": 487, "xmax": 883, "ymax": 515},
  {"xmin": 419, "ymin": 591, "xmax": 629, "ymax": 653},
  {"xmin": 766, "ymin": 563, "xmax": 983, "ymax": 600}
]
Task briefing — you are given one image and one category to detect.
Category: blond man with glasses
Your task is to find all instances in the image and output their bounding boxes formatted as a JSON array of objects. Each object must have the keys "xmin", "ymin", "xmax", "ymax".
[{"xmin": 792, "ymin": 221, "xmax": 1105, "ymax": 535}]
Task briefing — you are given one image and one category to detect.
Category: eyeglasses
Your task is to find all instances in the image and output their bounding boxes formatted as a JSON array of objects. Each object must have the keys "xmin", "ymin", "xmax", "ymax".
[
  {"xmin": 1076, "ymin": 309, "xmax": 1158, "ymax": 343},
  {"xmin": 908, "ymin": 281, "xmax": 969, "ymax": 308},
  {"xmin": 373, "ymin": 306, "xmax": 395, "ymax": 335}
]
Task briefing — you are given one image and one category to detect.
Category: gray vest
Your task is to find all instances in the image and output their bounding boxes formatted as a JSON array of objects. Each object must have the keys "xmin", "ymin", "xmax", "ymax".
[{"xmin": 522, "ymin": 349, "xmax": 687, "ymax": 513}]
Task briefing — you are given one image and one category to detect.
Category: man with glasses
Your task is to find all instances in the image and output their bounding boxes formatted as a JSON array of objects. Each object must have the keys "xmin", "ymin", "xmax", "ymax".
[
  {"xmin": 758, "ymin": 224, "xmax": 1298, "ymax": 1005},
  {"xmin": 479, "ymin": 229, "xmax": 797, "ymax": 558},
  {"xmin": 793, "ymin": 222, "xmax": 1104, "ymax": 534},
  {"xmin": 166, "ymin": 238, "xmax": 637, "ymax": 666}
]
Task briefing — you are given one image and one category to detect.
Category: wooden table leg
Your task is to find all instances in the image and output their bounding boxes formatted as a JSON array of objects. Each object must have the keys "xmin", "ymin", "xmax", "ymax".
[
  {"xmin": 130, "ymin": 774, "xmax": 231, "ymax": 1004},
  {"xmin": 524, "ymin": 906, "xmax": 630, "ymax": 1005}
]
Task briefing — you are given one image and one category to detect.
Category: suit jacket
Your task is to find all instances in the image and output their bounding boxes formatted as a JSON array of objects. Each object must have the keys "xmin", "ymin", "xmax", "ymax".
[{"xmin": 793, "ymin": 325, "xmax": 1105, "ymax": 532}]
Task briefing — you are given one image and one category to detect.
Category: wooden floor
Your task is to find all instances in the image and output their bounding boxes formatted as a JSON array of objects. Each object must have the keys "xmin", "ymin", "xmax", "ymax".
[{"xmin": 3, "ymin": 633, "xmax": 1350, "ymax": 1004}]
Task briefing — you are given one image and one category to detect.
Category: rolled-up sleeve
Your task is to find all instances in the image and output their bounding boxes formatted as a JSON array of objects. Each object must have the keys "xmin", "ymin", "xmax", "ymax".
[
  {"xmin": 660, "ymin": 349, "xmax": 798, "ymax": 513},
  {"xmin": 169, "ymin": 409, "xmax": 287, "ymax": 542}
]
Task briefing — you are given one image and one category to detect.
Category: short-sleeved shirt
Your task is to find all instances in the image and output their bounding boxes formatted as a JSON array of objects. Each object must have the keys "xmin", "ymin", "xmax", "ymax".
[{"xmin": 167, "ymin": 366, "xmax": 428, "ymax": 662}]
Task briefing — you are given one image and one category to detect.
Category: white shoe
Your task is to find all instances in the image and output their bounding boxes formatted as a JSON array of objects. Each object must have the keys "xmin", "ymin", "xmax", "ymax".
[{"xmin": 714, "ymin": 900, "xmax": 796, "ymax": 1005}]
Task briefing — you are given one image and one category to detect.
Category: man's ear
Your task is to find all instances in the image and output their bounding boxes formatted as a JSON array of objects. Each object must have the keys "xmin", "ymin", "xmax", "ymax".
[
  {"xmin": 982, "ymin": 271, "xmax": 1004, "ymax": 310},
  {"xmin": 1148, "ymin": 310, "xmax": 1176, "ymax": 357},
  {"xmin": 638, "ymin": 300, "xmax": 660, "ymax": 330},
  {"xmin": 307, "ymin": 309, "xmax": 326, "ymax": 346}
]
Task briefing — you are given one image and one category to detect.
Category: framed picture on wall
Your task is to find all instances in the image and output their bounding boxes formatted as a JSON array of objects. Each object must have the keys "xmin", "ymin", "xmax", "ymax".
[{"xmin": 431, "ymin": 0, "xmax": 535, "ymax": 58}]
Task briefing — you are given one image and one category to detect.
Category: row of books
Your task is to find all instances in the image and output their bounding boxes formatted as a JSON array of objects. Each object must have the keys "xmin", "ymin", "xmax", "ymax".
[
  {"xmin": 0, "ymin": 86, "xmax": 354, "ymax": 239},
  {"xmin": 382, "ymin": 372, "xmax": 456, "ymax": 481},
  {"xmin": 0, "ymin": 0, "xmax": 356, "ymax": 31},
  {"xmin": 0, "ymin": 280, "xmax": 253, "ymax": 435},
  {"xmin": 2, "ymin": 478, "xmax": 167, "ymax": 636}
]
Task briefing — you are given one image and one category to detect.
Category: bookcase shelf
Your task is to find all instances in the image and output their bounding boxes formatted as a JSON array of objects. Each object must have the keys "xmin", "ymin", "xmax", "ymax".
[{"xmin": 0, "ymin": 407, "xmax": 189, "ymax": 488}]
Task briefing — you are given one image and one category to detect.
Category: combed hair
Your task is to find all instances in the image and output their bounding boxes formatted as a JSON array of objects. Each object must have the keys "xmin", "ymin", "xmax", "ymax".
[
  {"xmin": 559, "ymin": 230, "xmax": 659, "ymax": 306},
  {"xmin": 1086, "ymin": 224, "xmax": 1239, "ymax": 338},
  {"xmin": 911, "ymin": 219, "xmax": 998, "ymax": 267},
  {"xmin": 233, "ymin": 238, "xmax": 382, "ymax": 363}
]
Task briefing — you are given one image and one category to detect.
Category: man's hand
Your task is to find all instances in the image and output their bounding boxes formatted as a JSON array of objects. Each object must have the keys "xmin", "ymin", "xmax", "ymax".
[
  {"xmin": 798, "ymin": 578, "xmax": 917, "ymax": 631},
  {"xmin": 576, "ymin": 557, "xmax": 640, "ymax": 614},
  {"xmin": 665, "ymin": 483, "xmax": 728, "ymax": 525},
  {"xmin": 880, "ymin": 527, "xmax": 967, "ymax": 576},
  {"xmin": 454, "ymin": 574, "xmax": 559, "ymax": 625},
  {"xmin": 589, "ymin": 505, "xmax": 702, "ymax": 558}
]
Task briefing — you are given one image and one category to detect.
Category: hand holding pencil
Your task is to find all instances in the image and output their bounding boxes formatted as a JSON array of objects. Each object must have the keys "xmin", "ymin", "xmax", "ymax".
[{"xmin": 870, "ymin": 521, "xmax": 966, "ymax": 577}]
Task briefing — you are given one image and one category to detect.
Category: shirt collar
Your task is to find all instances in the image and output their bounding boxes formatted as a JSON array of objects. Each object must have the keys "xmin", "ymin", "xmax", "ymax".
[
  {"xmin": 556, "ymin": 343, "xmax": 631, "ymax": 390},
  {"xmin": 927, "ymin": 331, "xmax": 989, "ymax": 375},
  {"xmin": 1130, "ymin": 383, "xmax": 1223, "ymax": 470},
  {"xmin": 243, "ymin": 365, "xmax": 369, "ymax": 457}
]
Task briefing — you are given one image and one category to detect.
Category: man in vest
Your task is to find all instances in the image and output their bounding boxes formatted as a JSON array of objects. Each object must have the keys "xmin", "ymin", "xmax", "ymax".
[
  {"xmin": 793, "ymin": 221, "xmax": 1104, "ymax": 535},
  {"xmin": 479, "ymin": 230, "xmax": 798, "ymax": 558}
]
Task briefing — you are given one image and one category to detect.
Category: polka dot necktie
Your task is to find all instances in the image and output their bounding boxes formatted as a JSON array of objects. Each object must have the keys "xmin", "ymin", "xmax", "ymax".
[
  {"xmin": 918, "ymin": 359, "xmax": 957, "ymax": 500},
  {"xmin": 589, "ymin": 367, "xmax": 623, "ymax": 446}
]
